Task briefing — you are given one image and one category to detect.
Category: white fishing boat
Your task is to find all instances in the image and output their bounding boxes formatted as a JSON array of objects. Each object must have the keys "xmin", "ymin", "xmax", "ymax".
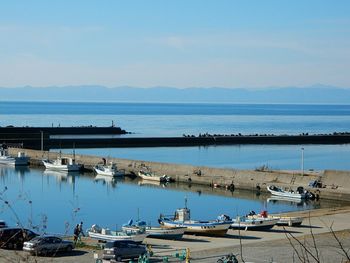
[
  {"xmin": 138, "ymin": 170, "xmax": 171, "ymax": 182},
  {"xmin": 122, "ymin": 220, "xmax": 185, "ymax": 240},
  {"xmin": 94, "ymin": 160, "xmax": 124, "ymax": 177},
  {"xmin": 159, "ymin": 206, "xmax": 232, "ymax": 236},
  {"xmin": 42, "ymin": 156, "xmax": 82, "ymax": 171},
  {"xmin": 87, "ymin": 224, "xmax": 147, "ymax": 243},
  {"xmin": 0, "ymin": 148, "xmax": 29, "ymax": 166},
  {"xmin": 267, "ymin": 185, "xmax": 306, "ymax": 199}
]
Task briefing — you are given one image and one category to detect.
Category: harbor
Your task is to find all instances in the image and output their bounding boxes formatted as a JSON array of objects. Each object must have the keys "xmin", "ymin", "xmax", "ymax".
[
  {"xmin": 1, "ymin": 104, "xmax": 350, "ymax": 262},
  {"xmin": 8, "ymin": 147, "xmax": 350, "ymax": 202}
]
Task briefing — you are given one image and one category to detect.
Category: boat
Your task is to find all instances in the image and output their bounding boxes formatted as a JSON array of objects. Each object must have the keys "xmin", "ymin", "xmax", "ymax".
[
  {"xmin": 42, "ymin": 157, "xmax": 82, "ymax": 172},
  {"xmin": 230, "ymin": 214, "xmax": 278, "ymax": 231},
  {"xmin": 42, "ymin": 149, "xmax": 82, "ymax": 172},
  {"xmin": 121, "ymin": 219, "xmax": 185, "ymax": 240},
  {"xmin": 246, "ymin": 210, "xmax": 301, "ymax": 228},
  {"xmin": 158, "ymin": 205, "xmax": 232, "ymax": 236},
  {"xmin": 87, "ymin": 224, "xmax": 147, "ymax": 243},
  {"xmin": 0, "ymin": 148, "xmax": 29, "ymax": 166},
  {"xmin": 272, "ymin": 215, "xmax": 303, "ymax": 226},
  {"xmin": 138, "ymin": 169, "xmax": 172, "ymax": 182},
  {"xmin": 93, "ymin": 159, "xmax": 124, "ymax": 177},
  {"xmin": 267, "ymin": 185, "xmax": 306, "ymax": 199}
]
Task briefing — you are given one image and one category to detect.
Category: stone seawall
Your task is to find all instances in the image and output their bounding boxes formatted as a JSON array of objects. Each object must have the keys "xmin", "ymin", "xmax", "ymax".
[{"xmin": 9, "ymin": 148, "xmax": 350, "ymax": 202}]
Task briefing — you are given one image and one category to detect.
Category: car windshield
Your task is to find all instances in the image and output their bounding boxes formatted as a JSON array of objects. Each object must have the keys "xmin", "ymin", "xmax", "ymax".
[{"xmin": 30, "ymin": 236, "xmax": 44, "ymax": 242}]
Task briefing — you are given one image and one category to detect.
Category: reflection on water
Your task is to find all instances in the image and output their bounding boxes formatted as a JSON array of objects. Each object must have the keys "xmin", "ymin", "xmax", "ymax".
[{"xmin": 0, "ymin": 165, "xmax": 346, "ymax": 234}]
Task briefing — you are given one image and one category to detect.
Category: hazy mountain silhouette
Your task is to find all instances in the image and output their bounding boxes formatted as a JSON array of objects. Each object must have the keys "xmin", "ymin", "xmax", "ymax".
[{"xmin": 1, "ymin": 85, "xmax": 349, "ymax": 104}]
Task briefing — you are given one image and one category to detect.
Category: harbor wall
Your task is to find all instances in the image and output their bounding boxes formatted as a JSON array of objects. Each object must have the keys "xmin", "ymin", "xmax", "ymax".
[{"xmin": 9, "ymin": 148, "xmax": 350, "ymax": 202}]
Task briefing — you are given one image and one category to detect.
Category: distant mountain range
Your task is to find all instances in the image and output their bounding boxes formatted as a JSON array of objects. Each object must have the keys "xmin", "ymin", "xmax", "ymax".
[{"xmin": 1, "ymin": 85, "xmax": 350, "ymax": 104}]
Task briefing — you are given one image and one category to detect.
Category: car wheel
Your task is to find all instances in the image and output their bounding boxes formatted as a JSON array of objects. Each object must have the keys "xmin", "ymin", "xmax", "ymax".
[
  {"xmin": 41, "ymin": 248, "xmax": 48, "ymax": 256},
  {"xmin": 7, "ymin": 243, "xmax": 13, "ymax": 250},
  {"xmin": 116, "ymin": 255, "xmax": 122, "ymax": 262},
  {"xmin": 66, "ymin": 245, "xmax": 73, "ymax": 252}
]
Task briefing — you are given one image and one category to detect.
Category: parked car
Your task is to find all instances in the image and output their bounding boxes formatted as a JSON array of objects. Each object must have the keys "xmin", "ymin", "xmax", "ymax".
[
  {"xmin": 0, "ymin": 227, "xmax": 37, "ymax": 249},
  {"xmin": 102, "ymin": 240, "xmax": 147, "ymax": 261},
  {"xmin": 23, "ymin": 235, "xmax": 74, "ymax": 255}
]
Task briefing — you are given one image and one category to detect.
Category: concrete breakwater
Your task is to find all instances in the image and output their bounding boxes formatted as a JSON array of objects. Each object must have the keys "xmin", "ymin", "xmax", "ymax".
[
  {"xmin": 2, "ymin": 128, "xmax": 350, "ymax": 150},
  {"xmin": 9, "ymin": 148, "xmax": 350, "ymax": 202}
]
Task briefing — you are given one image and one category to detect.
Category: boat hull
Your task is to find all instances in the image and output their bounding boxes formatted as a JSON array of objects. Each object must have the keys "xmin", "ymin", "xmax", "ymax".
[
  {"xmin": 160, "ymin": 220, "xmax": 231, "ymax": 236},
  {"xmin": 231, "ymin": 218, "xmax": 278, "ymax": 230},
  {"xmin": 94, "ymin": 166, "xmax": 124, "ymax": 177},
  {"xmin": 272, "ymin": 216, "xmax": 303, "ymax": 226},
  {"xmin": 42, "ymin": 160, "xmax": 81, "ymax": 172},
  {"xmin": 0, "ymin": 156, "xmax": 29, "ymax": 166},
  {"xmin": 145, "ymin": 227, "xmax": 185, "ymax": 240},
  {"xmin": 87, "ymin": 231, "xmax": 147, "ymax": 243},
  {"xmin": 267, "ymin": 185, "xmax": 305, "ymax": 199}
]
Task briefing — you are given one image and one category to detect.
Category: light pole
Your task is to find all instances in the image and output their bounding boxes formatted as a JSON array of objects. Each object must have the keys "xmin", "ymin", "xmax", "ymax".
[{"xmin": 301, "ymin": 147, "xmax": 304, "ymax": 176}]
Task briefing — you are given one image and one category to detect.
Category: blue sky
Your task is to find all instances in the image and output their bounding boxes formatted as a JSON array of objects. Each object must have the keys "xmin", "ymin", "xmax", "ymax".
[{"xmin": 0, "ymin": 1, "xmax": 349, "ymax": 88}]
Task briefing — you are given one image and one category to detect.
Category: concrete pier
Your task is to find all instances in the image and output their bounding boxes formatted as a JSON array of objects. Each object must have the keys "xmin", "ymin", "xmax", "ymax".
[{"xmin": 9, "ymin": 148, "xmax": 350, "ymax": 202}]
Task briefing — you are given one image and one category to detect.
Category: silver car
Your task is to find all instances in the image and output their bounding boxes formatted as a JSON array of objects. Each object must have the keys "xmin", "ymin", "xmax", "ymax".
[
  {"xmin": 23, "ymin": 235, "xmax": 74, "ymax": 255},
  {"xmin": 102, "ymin": 240, "xmax": 147, "ymax": 261}
]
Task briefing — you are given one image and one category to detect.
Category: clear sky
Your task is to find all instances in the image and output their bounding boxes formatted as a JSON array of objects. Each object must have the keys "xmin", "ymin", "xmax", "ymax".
[{"xmin": 0, "ymin": 0, "xmax": 349, "ymax": 88}]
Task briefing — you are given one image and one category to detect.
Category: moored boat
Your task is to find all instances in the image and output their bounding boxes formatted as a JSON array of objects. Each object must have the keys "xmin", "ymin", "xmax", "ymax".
[
  {"xmin": 42, "ymin": 157, "xmax": 82, "ymax": 172},
  {"xmin": 87, "ymin": 224, "xmax": 147, "ymax": 243},
  {"xmin": 0, "ymin": 148, "xmax": 29, "ymax": 166},
  {"xmin": 94, "ymin": 162, "xmax": 124, "ymax": 177},
  {"xmin": 158, "ymin": 207, "xmax": 231, "ymax": 236},
  {"xmin": 138, "ymin": 169, "xmax": 172, "ymax": 182},
  {"xmin": 267, "ymin": 185, "xmax": 306, "ymax": 199}
]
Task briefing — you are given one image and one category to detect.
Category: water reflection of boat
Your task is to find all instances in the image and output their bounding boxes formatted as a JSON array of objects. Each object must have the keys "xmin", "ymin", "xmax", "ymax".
[
  {"xmin": 94, "ymin": 174, "xmax": 117, "ymax": 187},
  {"xmin": 43, "ymin": 170, "xmax": 78, "ymax": 183},
  {"xmin": 137, "ymin": 180, "xmax": 168, "ymax": 188},
  {"xmin": 267, "ymin": 196, "xmax": 305, "ymax": 204}
]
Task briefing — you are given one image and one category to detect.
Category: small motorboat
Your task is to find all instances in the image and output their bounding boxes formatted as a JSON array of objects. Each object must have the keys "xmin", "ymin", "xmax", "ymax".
[
  {"xmin": 122, "ymin": 219, "xmax": 185, "ymax": 240},
  {"xmin": 273, "ymin": 216, "xmax": 303, "ymax": 226},
  {"xmin": 159, "ymin": 207, "xmax": 232, "ymax": 237},
  {"xmin": 94, "ymin": 161, "xmax": 124, "ymax": 177},
  {"xmin": 267, "ymin": 185, "xmax": 306, "ymax": 199},
  {"xmin": 0, "ymin": 147, "xmax": 29, "ymax": 166},
  {"xmin": 138, "ymin": 169, "xmax": 172, "ymax": 183},
  {"xmin": 87, "ymin": 224, "xmax": 147, "ymax": 243},
  {"xmin": 230, "ymin": 213, "xmax": 278, "ymax": 231}
]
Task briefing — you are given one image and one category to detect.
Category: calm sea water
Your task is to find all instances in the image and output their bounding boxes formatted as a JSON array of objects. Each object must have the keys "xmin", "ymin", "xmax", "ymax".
[
  {"xmin": 1, "ymin": 102, "xmax": 350, "ymax": 233},
  {"xmin": 0, "ymin": 166, "xmax": 343, "ymax": 234}
]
